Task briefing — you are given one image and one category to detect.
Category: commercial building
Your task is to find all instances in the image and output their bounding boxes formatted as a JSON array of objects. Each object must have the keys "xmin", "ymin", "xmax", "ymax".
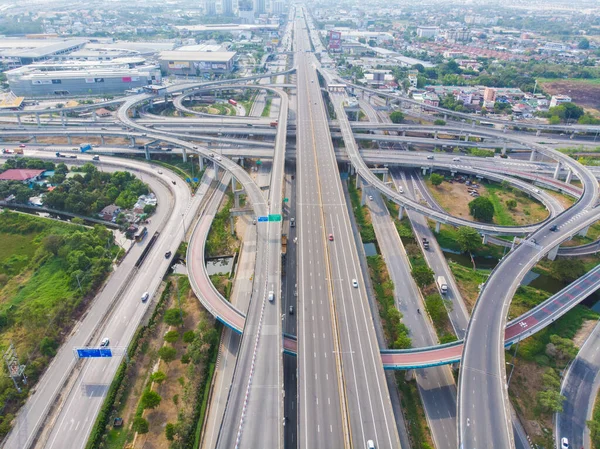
[
  {"xmin": 483, "ymin": 87, "xmax": 497, "ymax": 103},
  {"xmin": 5, "ymin": 60, "xmax": 161, "ymax": 97},
  {"xmin": 549, "ymin": 95, "xmax": 572, "ymax": 108},
  {"xmin": 158, "ymin": 50, "xmax": 236, "ymax": 76},
  {"xmin": 0, "ymin": 38, "xmax": 87, "ymax": 68},
  {"xmin": 417, "ymin": 26, "xmax": 439, "ymax": 39}
]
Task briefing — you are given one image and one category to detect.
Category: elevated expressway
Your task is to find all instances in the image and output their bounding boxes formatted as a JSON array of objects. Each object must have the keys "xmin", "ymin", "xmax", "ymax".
[{"xmin": 324, "ymin": 75, "xmax": 600, "ymax": 448}]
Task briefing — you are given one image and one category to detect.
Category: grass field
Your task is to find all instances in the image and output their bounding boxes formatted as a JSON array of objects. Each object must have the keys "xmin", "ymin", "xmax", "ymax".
[{"xmin": 0, "ymin": 211, "xmax": 118, "ymax": 439}]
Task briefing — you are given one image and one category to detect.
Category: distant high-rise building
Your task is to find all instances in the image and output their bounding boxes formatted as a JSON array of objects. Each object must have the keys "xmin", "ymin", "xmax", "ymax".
[
  {"xmin": 254, "ymin": 0, "xmax": 266, "ymax": 14},
  {"xmin": 483, "ymin": 87, "xmax": 496, "ymax": 103},
  {"xmin": 204, "ymin": 0, "xmax": 216, "ymax": 15},
  {"xmin": 220, "ymin": 0, "xmax": 234, "ymax": 15}
]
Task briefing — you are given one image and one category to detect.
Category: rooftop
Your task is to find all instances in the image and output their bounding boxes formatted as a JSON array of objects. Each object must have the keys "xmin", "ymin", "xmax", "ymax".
[
  {"xmin": 0, "ymin": 169, "xmax": 45, "ymax": 181},
  {"xmin": 158, "ymin": 51, "xmax": 236, "ymax": 62}
]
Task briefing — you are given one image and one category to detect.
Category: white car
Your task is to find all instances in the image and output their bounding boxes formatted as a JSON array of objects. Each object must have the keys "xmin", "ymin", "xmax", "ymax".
[
  {"xmin": 368, "ymin": 195, "xmax": 373, "ymax": 201},
  {"xmin": 268, "ymin": 291, "xmax": 275, "ymax": 302},
  {"xmin": 141, "ymin": 292, "xmax": 150, "ymax": 302},
  {"xmin": 367, "ymin": 440, "xmax": 375, "ymax": 449},
  {"xmin": 352, "ymin": 279, "xmax": 358, "ymax": 288},
  {"xmin": 561, "ymin": 438, "xmax": 569, "ymax": 449},
  {"xmin": 100, "ymin": 337, "xmax": 110, "ymax": 347}
]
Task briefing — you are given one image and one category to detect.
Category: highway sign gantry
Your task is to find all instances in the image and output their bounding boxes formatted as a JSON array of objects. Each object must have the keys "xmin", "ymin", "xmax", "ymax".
[
  {"xmin": 257, "ymin": 216, "xmax": 268, "ymax": 222},
  {"xmin": 268, "ymin": 214, "xmax": 282, "ymax": 222}
]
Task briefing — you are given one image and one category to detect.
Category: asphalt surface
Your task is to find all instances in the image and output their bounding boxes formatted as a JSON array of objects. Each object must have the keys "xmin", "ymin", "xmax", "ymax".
[
  {"xmin": 557, "ymin": 321, "xmax": 600, "ymax": 449},
  {"xmin": 2, "ymin": 154, "xmax": 197, "ymax": 449},
  {"xmin": 297, "ymin": 10, "xmax": 401, "ymax": 449}
]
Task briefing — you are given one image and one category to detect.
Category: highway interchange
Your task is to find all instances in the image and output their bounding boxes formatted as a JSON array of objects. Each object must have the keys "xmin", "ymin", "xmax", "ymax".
[{"xmin": 2, "ymin": 5, "xmax": 600, "ymax": 449}]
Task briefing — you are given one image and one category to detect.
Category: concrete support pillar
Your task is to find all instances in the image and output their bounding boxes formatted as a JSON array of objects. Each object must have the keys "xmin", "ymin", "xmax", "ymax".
[
  {"xmin": 536, "ymin": 130, "xmax": 541, "ymax": 137},
  {"xmin": 239, "ymin": 157, "xmax": 244, "ymax": 168},
  {"xmin": 67, "ymin": 135, "xmax": 72, "ymax": 145},
  {"xmin": 92, "ymin": 110, "xmax": 97, "ymax": 122},
  {"xmin": 60, "ymin": 112, "xmax": 66, "ymax": 127},
  {"xmin": 145, "ymin": 146, "xmax": 151, "ymax": 161},
  {"xmin": 553, "ymin": 162, "xmax": 561, "ymax": 180},
  {"xmin": 547, "ymin": 245, "xmax": 560, "ymax": 261},
  {"xmin": 443, "ymin": 114, "xmax": 447, "ymax": 121},
  {"xmin": 230, "ymin": 216, "xmax": 235, "ymax": 235},
  {"xmin": 198, "ymin": 157, "xmax": 204, "ymax": 172},
  {"xmin": 17, "ymin": 115, "xmax": 21, "ymax": 126},
  {"xmin": 32, "ymin": 135, "xmax": 37, "ymax": 143},
  {"xmin": 578, "ymin": 225, "xmax": 590, "ymax": 238},
  {"xmin": 130, "ymin": 136, "xmax": 136, "ymax": 146},
  {"xmin": 529, "ymin": 150, "xmax": 537, "ymax": 162},
  {"xmin": 101, "ymin": 135, "xmax": 105, "ymax": 146},
  {"xmin": 566, "ymin": 169, "xmax": 573, "ymax": 184},
  {"xmin": 182, "ymin": 147, "xmax": 187, "ymax": 162},
  {"xmin": 422, "ymin": 167, "xmax": 428, "ymax": 176},
  {"xmin": 471, "ymin": 120, "xmax": 475, "ymax": 128},
  {"xmin": 382, "ymin": 171, "xmax": 388, "ymax": 184},
  {"xmin": 434, "ymin": 131, "xmax": 438, "ymax": 139},
  {"xmin": 501, "ymin": 145, "xmax": 507, "ymax": 156},
  {"xmin": 482, "ymin": 234, "xmax": 489, "ymax": 245},
  {"xmin": 465, "ymin": 133, "xmax": 471, "ymax": 142},
  {"xmin": 405, "ymin": 369, "xmax": 415, "ymax": 381},
  {"xmin": 360, "ymin": 187, "xmax": 366, "ymax": 206},
  {"xmin": 235, "ymin": 192, "xmax": 241, "ymax": 209},
  {"xmin": 213, "ymin": 160, "xmax": 219, "ymax": 179},
  {"xmin": 36, "ymin": 114, "xmax": 41, "ymax": 127},
  {"xmin": 435, "ymin": 221, "xmax": 441, "ymax": 233},
  {"xmin": 355, "ymin": 173, "xmax": 361, "ymax": 190},
  {"xmin": 398, "ymin": 206, "xmax": 405, "ymax": 220},
  {"xmin": 231, "ymin": 176, "xmax": 236, "ymax": 193}
]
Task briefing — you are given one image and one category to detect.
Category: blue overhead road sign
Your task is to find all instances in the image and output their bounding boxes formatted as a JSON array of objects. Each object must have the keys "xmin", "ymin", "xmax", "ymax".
[
  {"xmin": 75, "ymin": 348, "xmax": 113, "ymax": 358},
  {"xmin": 257, "ymin": 216, "xmax": 268, "ymax": 222}
]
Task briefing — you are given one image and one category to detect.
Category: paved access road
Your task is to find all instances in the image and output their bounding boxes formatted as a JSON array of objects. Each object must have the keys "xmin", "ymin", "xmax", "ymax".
[
  {"xmin": 2, "ymin": 154, "xmax": 197, "ymax": 449},
  {"xmin": 557, "ymin": 321, "xmax": 600, "ymax": 449}
]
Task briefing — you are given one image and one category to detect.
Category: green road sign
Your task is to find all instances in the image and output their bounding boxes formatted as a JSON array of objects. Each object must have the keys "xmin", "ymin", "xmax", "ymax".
[
  {"xmin": 268, "ymin": 214, "xmax": 282, "ymax": 222},
  {"xmin": 283, "ymin": 198, "xmax": 289, "ymax": 203},
  {"xmin": 256, "ymin": 160, "xmax": 262, "ymax": 165}
]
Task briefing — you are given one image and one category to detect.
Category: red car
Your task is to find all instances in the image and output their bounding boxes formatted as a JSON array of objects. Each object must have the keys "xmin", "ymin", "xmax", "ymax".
[
  {"xmin": 19, "ymin": 144, "xmax": 26, "ymax": 148},
  {"xmin": 328, "ymin": 234, "xmax": 334, "ymax": 241}
]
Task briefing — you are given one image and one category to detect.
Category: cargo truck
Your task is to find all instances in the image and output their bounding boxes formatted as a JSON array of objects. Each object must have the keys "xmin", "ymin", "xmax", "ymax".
[
  {"xmin": 436, "ymin": 276, "xmax": 448, "ymax": 295},
  {"xmin": 80, "ymin": 143, "xmax": 92, "ymax": 152}
]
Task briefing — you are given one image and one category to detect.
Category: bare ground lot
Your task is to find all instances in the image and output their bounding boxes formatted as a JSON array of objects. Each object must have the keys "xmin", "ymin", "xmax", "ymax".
[{"xmin": 540, "ymin": 79, "xmax": 600, "ymax": 116}]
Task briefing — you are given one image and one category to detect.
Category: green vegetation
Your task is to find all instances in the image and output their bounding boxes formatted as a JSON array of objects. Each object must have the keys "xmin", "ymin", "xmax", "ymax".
[
  {"xmin": 456, "ymin": 226, "xmax": 481, "ymax": 253},
  {"xmin": 424, "ymin": 293, "xmax": 456, "ymax": 343},
  {"xmin": 209, "ymin": 274, "xmax": 233, "ymax": 299},
  {"xmin": 430, "ymin": 173, "xmax": 444, "ymax": 186},
  {"xmin": 432, "ymin": 224, "xmax": 504, "ymax": 259},
  {"xmin": 433, "ymin": 119, "xmax": 446, "ymax": 126},
  {"xmin": 347, "ymin": 176, "xmax": 376, "ymax": 243},
  {"xmin": 367, "ymin": 256, "xmax": 411, "ymax": 349},
  {"xmin": 468, "ymin": 196, "xmax": 495, "ymax": 222},
  {"xmin": 396, "ymin": 375, "xmax": 434, "ymax": 449},
  {"xmin": 588, "ymin": 389, "xmax": 600, "ymax": 448},
  {"xmin": 206, "ymin": 193, "xmax": 238, "ymax": 257},
  {"xmin": 389, "ymin": 111, "xmax": 405, "ymax": 123},
  {"xmin": 0, "ymin": 211, "xmax": 119, "ymax": 440},
  {"xmin": 261, "ymin": 98, "xmax": 272, "ymax": 117}
]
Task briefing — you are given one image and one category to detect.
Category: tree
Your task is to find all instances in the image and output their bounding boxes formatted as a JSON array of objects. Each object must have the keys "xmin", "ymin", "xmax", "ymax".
[
  {"xmin": 456, "ymin": 227, "xmax": 481, "ymax": 253},
  {"xmin": 164, "ymin": 330, "xmax": 179, "ymax": 343},
  {"xmin": 164, "ymin": 308, "xmax": 184, "ymax": 326},
  {"xmin": 39, "ymin": 337, "xmax": 58, "ymax": 357},
  {"xmin": 425, "ymin": 293, "xmax": 453, "ymax": 324},
  {"xmin": 505, "ymin": 199, "xmax": 517, "ymax": 210},
  {"xmin": 537, "ymin": 389, "xmax": 565, "ymax": 413},
  {"xmin": 393, "ymin": 332, "xmax": 412, "ymax": 349},
  {"xmin": 468, "ymin": 197, "xmax": 494, "ymax": 222},
  {"xmin": 549, "ymin": 115, "xmax": 561, "ymax": 125},
  {"xmin": 578, "ymin": 38, "xmax": 590, "ymax": 50},
  {"xmin": 143, "ymin": 204, "xmax": 156, "ymax": 215},
  {"xmin": 548, "ymin": 335, "xmax": 578, "ymax": 363},
  {"xmin": 430, "ymin": 173, "xmax": 444, "ymax": 186},
  {"xmin": 132, "ymin": 417, "xmax": 149, "ymax": 434},
  {"xmin": 140, "ymin": 390, "xmax": 162, "ymax": 410},
  {"xmin": 412, "ymin": 265, "xmax": 434, "ymax": 288},
  {"xmin": 550, "ymin": 258, "xmax": 586, "ymax": 283},
  {"xmin": 165, "ymin": 423, "xmax": 176, "ymax": 441},
  {"xmin": 389, "ymin": 111, "xmax": 404, "ymax": 123},
  {"xmin": 183, "ymin": 330, "xmax": 195, "ymax": 343},
  {"xmin": 434, "ymin": 119, "xmax": 446, "ymax": 126},
  {"xmin": 158, "ymin": 345, "xmax": 177, "ymax": 363},
  {"xmin": 150, "ymin": 371, "xmax": 167, "ymax": 384}
]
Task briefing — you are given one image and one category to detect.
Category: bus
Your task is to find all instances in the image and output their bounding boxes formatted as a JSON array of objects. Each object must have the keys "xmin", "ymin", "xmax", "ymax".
[
  {"xmin": 134, "ymin": 226, "xmax": 148, "ymax": 242},
  {"xmin": 228, "ymin": 99, "xmax": 237, "ymax": 106}
]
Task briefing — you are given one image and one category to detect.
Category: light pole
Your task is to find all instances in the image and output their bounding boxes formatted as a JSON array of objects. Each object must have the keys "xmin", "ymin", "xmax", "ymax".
[{"xmin": 181, "ymin": 213, "xmax": 186, "ymax": 237}]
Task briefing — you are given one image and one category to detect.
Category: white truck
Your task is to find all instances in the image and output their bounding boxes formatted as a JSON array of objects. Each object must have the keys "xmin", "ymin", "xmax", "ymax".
[{"xmin": 437, "ymin": 276, "xmax": 448, "ymax": 295}]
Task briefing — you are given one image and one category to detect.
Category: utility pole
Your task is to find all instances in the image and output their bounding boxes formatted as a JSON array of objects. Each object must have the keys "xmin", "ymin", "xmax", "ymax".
[{"xmin": 3, "ymin": 343, "xmax": 27, "ymax": 393}]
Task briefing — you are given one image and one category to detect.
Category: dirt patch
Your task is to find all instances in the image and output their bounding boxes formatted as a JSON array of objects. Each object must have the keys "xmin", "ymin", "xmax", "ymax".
[
  {"xmin": 546, "ymin": 190, "xmax": 576, "ymax": 210},
  {"xmin": 509, "ymin": 359, "xmax": 554, "ymax": 446},
  {"xmin": 425, "ymin": 177, "xmax": 548, "ymax": 225},
  {"xmin": 573, "ymin": 319, "xmax": 598, "ymax": 348},
  {"xmin": 540, "ymin": 80, "xmax": 600, "ymax": 116}
]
